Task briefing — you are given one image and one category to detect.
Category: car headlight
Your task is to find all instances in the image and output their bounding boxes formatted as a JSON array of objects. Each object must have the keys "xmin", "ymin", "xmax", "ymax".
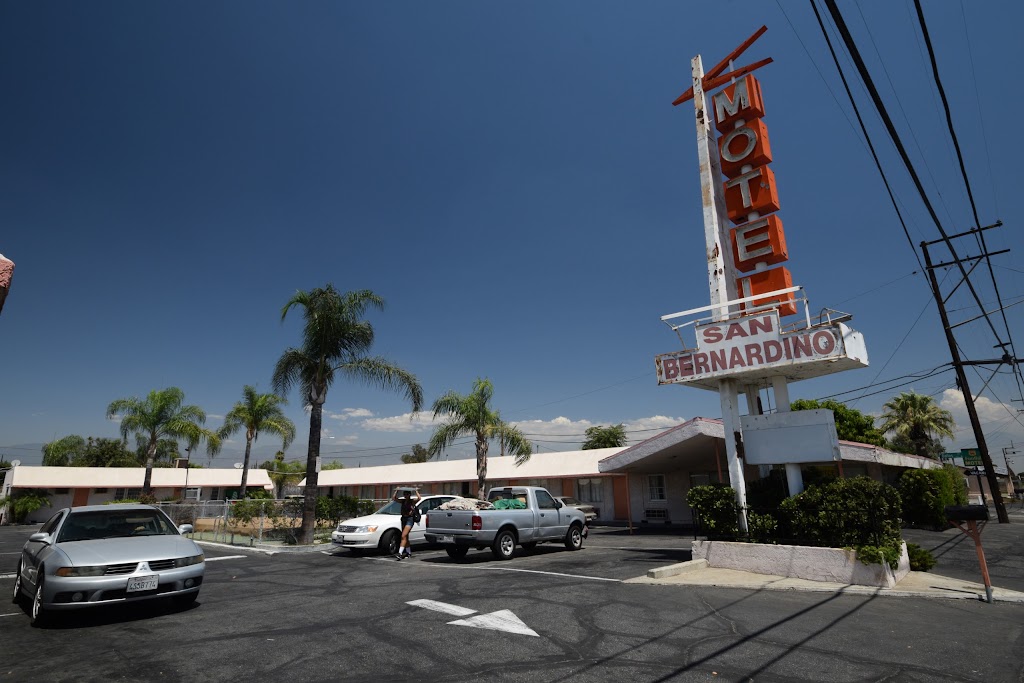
[
  {"xmin": 173, "ymin": 554, "xmax": 204, "ymax": 568},
  {"xmin": 355, "ymin": 526, "xmax": 377, "ymax": 534},
  {"xmin": 56, "ymin": 566, "xmax": 106, "ymax": 577}
]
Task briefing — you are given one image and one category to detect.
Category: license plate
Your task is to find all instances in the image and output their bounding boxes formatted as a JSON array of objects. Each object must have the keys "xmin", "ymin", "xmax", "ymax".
[
  {"xmin": 127, "ymin": 575, "xmax": 159, "ymax": 593},
  {"xmin": 333, "ymin": 536, "xmax": 344, "ymax": 544},
  {"xmin": 440, "ymin": 535, "xmax": 454, "ymax": 544}
]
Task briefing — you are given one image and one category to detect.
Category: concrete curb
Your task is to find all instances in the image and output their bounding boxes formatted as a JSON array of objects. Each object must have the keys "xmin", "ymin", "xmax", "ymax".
[{"xmin": 647, "ymin": 559, "xmax": 708, "ymax": 579}]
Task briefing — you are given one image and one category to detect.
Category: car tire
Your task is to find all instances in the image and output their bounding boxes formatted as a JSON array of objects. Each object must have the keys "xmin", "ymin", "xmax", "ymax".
[
  {"xmin": 564, "ymin": 524, "xmax": 584, "ymax": 551},
  {"xmin": 30, "ymin": 578, "xmax": 48, "ymax": 627},
  {"xmin": 379, "ymin": 530, "xmax": 400, "ymax": 556},
  {"xmin": 12, "ymin": 561, "xmax": 24, "ymax": 605},
  {"xmin": 521, "ymin": 542, "xmax": 538, "ymax": 552},
  {"xmin": 491, "ymin": 529, "xmax": 516, "ymax": 561},
  {"xmin": 173, "ymin": 591, "xmax": 199, "ymax": 608},
  {"xmin": 445, "ymin": 546, "xmax": 469, "ymax": 560}
]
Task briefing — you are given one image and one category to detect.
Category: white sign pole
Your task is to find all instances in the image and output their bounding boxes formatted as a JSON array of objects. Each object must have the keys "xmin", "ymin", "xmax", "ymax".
[{"xmin": 691, "ymin": 54, "xmax": 748, "ymax": 529}]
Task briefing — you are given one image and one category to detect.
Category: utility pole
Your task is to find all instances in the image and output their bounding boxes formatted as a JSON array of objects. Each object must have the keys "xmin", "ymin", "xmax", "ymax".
[{"xmin": 921, "ymin": 234, "xmax": 1010, "ymax": 523}]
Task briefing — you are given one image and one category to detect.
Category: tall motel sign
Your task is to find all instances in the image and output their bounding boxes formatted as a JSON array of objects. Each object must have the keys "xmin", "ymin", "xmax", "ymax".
[{"xmin": 655, "ymin": 27, "xmax": 869, "ymax": 530}]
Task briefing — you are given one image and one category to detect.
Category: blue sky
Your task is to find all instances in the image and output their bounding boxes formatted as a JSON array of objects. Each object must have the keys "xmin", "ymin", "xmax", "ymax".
[{"xmin": 2, "ymin": 2, "xmax": 1023, "ymax": 470}]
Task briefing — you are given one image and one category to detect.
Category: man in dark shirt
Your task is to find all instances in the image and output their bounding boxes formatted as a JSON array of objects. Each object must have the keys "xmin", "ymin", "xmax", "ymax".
[{"xmin": 393, "ymin": 487, "xmax": 421, "ymax": 560}]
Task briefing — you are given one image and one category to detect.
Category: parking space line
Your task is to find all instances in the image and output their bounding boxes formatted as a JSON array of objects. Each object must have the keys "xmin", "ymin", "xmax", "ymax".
[
  {"xmin": 366, "ymin": 556, "xmax": 621, "ymax": 582},
  {"xmin": 0, "ymin": 573, "xmax": 14, "ymax": 579},
  {"xmin": 0, "ymin": 612, "xmax": 21, "ymax": 618}
]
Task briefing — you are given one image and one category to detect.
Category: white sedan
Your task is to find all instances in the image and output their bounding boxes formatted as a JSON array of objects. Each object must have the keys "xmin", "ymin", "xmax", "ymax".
[{"xmin": 331, "ymin": 495, "xmax": 457, "ymax": 555}]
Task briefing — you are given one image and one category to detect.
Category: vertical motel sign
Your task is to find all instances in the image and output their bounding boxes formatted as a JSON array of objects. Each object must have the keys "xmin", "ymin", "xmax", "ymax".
[{"xmin": 658, "ymin": 27, "xmax": 868, "ymax": 523}]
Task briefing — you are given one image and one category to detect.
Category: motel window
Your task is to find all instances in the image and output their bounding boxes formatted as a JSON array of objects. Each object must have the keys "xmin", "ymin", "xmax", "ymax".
[
  {"xmin": 95, "ymin": 488, "xmax": 108, "ymax": 494},
  {"xmin": 647, "ymin": 475, "xmax": 666, "ymax": 501},
  {"xmin": 441, "ymin": 482, "xmax": 460, "ymax": 496},
  {"xmin": 54, "ymin": 488, "xmax": 69, "ymax": 494},
  {"xmin": 360, "ymin": 486, "xmax": 375, "ymax": 500},
  {"xmin": 577, "ymin": 478, "xmax": 603, "ymax": 503},
  {"xmin": 210, "ymin": 488, "xmax": 222, "ymax": 500},
  {"xmin": 114, "ymin": 488, "xmax": 143, "ymax": 501},
  {"xmin": 184, "ymin": 487, "xmax": 201, "ymax": 501}
]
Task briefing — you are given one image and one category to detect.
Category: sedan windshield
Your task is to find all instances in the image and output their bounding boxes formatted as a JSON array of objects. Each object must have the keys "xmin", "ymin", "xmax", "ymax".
[
  {"xmin": 57, "ymin": 510, "xmax": 179, "ymax": 542},
  {"xmin": 374, "ymin": 501, "xmax": 403, "ymax": 515}
]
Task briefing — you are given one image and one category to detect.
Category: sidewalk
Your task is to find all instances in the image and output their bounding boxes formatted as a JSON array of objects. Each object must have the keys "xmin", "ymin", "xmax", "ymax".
[{"xmin": 615, "ymin": 510, "xmax": 1024, "ymax": 604}]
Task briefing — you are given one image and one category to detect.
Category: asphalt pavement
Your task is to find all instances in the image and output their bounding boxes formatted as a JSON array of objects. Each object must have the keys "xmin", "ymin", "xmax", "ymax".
[{"xmin": 1, "ymin": 521, "xmax": 1022, "ymax": 682}]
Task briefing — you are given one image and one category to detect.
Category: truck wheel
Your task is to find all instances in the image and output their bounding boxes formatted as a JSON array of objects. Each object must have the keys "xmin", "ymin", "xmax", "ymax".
[
  {"xmin": 491, "ymin": 529, "xmax": 517, "ymax": 560},
  {"xmin": 564, "ymin": 524, "xmax": 584, "ymax": 551},
  {"xmin": 445, "ymin": 547, "xmax": 469, "ymax": 560},
  {"xmin": 379, "ymin": 530, "xmax": 400, "ymax": 556}
]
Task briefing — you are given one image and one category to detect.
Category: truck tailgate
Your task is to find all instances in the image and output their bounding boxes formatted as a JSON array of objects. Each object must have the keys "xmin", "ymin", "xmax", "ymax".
[{"xmin": 426, "ymin": 510, "xmax": 477, "ymax": 534}]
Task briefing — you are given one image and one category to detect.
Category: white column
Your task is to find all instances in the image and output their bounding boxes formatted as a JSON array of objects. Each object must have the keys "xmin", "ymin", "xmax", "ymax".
[{"xmin": 772, "ymin": 375, "xmax": 803, "ymax": 495}]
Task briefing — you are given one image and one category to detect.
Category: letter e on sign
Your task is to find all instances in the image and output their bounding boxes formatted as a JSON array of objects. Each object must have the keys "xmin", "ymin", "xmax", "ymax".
[{"xmin": 731, "ymin": 215, "xmax": 788, "ymax": 271}]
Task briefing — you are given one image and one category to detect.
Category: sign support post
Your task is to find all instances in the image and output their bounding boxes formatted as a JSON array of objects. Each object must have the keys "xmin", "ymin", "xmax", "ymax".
[{"xmin": 691, "ymin": 53, "xmax": 747, "ymax": 529}]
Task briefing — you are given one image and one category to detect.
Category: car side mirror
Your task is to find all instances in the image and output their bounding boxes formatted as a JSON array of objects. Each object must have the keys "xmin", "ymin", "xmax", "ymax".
[
  {"xmin": 553, "ymin": 500, "xmax": 562, "ymax": 509},
  {"xmin": 178, "ymin": 524, "xmax": 194, "ymax": 535},
  {"xmin": 28, "ymin": 532, "xmax": 51, "ymax": 544}
]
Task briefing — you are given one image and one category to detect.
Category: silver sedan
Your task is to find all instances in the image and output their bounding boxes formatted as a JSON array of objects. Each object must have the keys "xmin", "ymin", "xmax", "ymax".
[{"xmin": 12, "ymin": 504, "xmax": 205, "ymax": 626}]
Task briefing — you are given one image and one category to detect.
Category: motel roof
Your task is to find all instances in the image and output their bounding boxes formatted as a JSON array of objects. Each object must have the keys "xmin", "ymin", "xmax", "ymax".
[
  {"xmin": 303, "ymin": 447, "xmax": 626, "ymax": 487},
  {"xmin": 597, "ymin": 417, "xmax": 943, "ymax": 474},
  {"xmin": 5, "ymin": 466, "xmax": 275, "ymax": 490}
]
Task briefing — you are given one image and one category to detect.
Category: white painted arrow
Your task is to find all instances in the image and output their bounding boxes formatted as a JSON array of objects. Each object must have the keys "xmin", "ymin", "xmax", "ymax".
[
  {"xmin": 406, "ymin": 599, "xmax": 476, "ymax": 616},
  {"xmin": 448, "ymin": 610, "xmax": 539, "ymax": 637}
]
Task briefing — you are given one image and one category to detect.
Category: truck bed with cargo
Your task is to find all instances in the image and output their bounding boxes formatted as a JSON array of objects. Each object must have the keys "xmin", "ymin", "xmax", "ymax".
[{"xmin": 424, "ymin": 486, "xmax": 587, "ymax": 561}]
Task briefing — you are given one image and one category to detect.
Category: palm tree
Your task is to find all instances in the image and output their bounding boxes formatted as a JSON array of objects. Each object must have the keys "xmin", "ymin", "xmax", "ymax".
[
  {"xmin": 218, "ymin": 386, "xmax": 297, "ymax": 497},
  {"xmin": 427, "ymin": 378, "xmax": 531, "ymax": 500},
  {"xmin": 106, "ymin": 387, "xmax": 221, "ymax": 494},
  {"xmin": 581, "ymin": 424, "xmax": 627, "ymax": 449},
  {"xmin": 879, "ymin": 391, "xmax": 955, "ymax": 458},
  {"xmin": 273, "ymin": 285, "xmax": 423, "ymax": 545}
]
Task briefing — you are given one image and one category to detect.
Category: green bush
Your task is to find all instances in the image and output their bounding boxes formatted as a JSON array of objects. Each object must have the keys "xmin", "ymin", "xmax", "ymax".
[
  {"xmin": 856, "ymin": 544, "xmax": 902, "ymax": 570},
  {"xmin": 906, "ymin": 543, "xmax": 937, "ymax": 572},
  {"xmin": 779, "ymin": 476, "xmax": 903, "ymax": 565},
  {"xmin": 0, "ymin": 489, "xmax": 51, "ymax": 523},
  {"xmin": 898, "ymin": 465, "xmax": 967, "ymax": 529},
  {"xmin": 747, "ymin": 511, "xmax": 778, "ymax": 544},
  {"xmin": 686, "ymin": 484, "xmax": 739, "ymax": 538}
]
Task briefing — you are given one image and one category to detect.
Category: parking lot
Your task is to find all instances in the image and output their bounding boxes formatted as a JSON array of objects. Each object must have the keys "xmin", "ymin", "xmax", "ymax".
[{"xmin": 3, "ymin": 524, "xmax": 1023, "ymax": 682}]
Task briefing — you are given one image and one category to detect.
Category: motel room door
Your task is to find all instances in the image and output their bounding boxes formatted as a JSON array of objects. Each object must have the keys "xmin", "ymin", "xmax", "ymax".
[
  {"xmin": 71, "ymin": 488, "xmax": 90, "ymax": 507},
  {"xmin": 612, "ymin": 476, "xmax": 629, "ymax": 520}
]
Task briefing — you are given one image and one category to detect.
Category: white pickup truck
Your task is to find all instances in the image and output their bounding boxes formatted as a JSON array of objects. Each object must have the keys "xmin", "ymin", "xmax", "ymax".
[{"xmin": 424, "ymin": 486, "xmax": 587, "ymax": 561}]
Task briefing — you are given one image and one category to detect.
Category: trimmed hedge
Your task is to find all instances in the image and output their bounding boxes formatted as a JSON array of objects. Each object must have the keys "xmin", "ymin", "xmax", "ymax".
[
  {"xmin": 686, "ymin": 484, "xmax": 739, "ymax": 538},
  {"xmin": 897, "ymin": 465, "xmax": 968, "ymax": 529}
]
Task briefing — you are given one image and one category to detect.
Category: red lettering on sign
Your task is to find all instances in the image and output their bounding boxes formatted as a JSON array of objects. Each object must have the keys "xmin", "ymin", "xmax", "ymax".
[
  {"xmin": 702, "ymin": 325, "xmax": 723, "ymax": 344},
  {"xmin": 729, "ymin": 347, "xmax": 745, "ymax": 368},
  {"xmin": 744, "ymin": 344, "xmax": 764, "ymax": 366},
  {"xmin": 694, "ymin": 353, "xmax": 710, "ymax": 375},
  {"xmin": 662, "ymin": 358, "xmax": 679, "ymax": 380},
  {"xmin": 679, "ymin": 356, "xmax": 694, "ymax": 377},
  {"xmin": 709, "ymin": 349, "xmax": 728, "ymax": 372},
  {"xmin": 763, "ymin": 340, "xmax": 783, "ymax": 363},
  {"xmin": 812, "ymin": 331, "xmax": 836, "ymax": 354},
  {"xmin": 724, "ymin": 323, "xmax": 748, "ymax": 341},
  {"xmin": 748, "ymin": 315, "xmax": 774, "ymax": 336},
  {"xmin": 791, "ymin": 335, "xmax": 812, "ymax": 359}
]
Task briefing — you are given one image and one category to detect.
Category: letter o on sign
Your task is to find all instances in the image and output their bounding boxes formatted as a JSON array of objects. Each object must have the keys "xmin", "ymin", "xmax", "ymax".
[
  {"xmin": 811, "ymin": 331, "xmax": 836, "ymax": 355},
  {"xmin": 721, "ymin": 126, "xmax": 757, "ymax": 164}
]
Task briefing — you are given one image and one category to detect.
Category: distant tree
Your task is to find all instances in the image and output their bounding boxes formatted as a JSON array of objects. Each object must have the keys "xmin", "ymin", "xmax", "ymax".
[
  {"xmin": 74, "ymin": 437, "xmax": 139, "ymax": 467},
  {"xmin": 42, "ymin": 435, "xmax": 87, "ymax": 466},
  {"xmin": 321, "ymin": 460, "xmax": 345, "ymax": 471},
  {"xmin": 134, "ymin": 437, "xmax": 181, "ymax": 466},
  {"xmin": 261, "ymin": 451, "xmax": 307, "ymax": 498},
  {"xmin": 581, "ymin": 424, "xmax": 627, "ymax": 450},
  {"xmin": 107, "ymin": 387, "xmax": 222, "ymax": 493},
  {"xmin": 401, "ymin": 444, "xmax": 431, "ymax": 464},
  {"xmin": 888, "ymin": 433, "xmax": 945, "ymax": 459},
  {"xmin": 790, "ymin": 399, "xmax": 887, "ymax": 446},
  {"xmin": 273, "ymin": 285, "xmax": 422, "ymax": 544},
  {"xmin": 428, "ymin": 379, "xmax": 531, "ymax": 500},
  {"xmin": 879, "ymin": 391, "xmax": 955, "ymax": 459},
  {"xmin": 218, "ymin": 386, "xmax": 296, "ymax": 497}
]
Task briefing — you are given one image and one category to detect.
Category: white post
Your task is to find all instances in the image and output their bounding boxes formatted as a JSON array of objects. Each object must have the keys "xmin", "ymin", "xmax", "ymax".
[
  {"xmin": 692, "ymin": 54, "xmax": 747, "ymax": 530},
  {"xmin": 772, "ymin": 375, "xmax": 803, "ymax": 495}
]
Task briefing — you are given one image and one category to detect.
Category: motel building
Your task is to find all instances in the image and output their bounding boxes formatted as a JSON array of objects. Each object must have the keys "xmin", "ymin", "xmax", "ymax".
[
  {"xmin": 0, "ymin": 466, "xmax": 274, "ymax": 524},
  {"xmin": 307, "ymin": 418, "xmax": 940, "ymax": 526}
]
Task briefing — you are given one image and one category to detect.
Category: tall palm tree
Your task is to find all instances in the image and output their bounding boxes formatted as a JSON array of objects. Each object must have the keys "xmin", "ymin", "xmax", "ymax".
[
  {"xmin": 879, "ymin": 391, "xmax": 955, "ymax": 458},
  {"xmin": 218, "ymin": 386, "xmax": 296, "ymax": 497},
  {"xmin": 428, "ymin": 378, "xmax": 531, "ymax": 500},
  {"xmin": 581, "ymin": 424, "xmax": 627, "ymax": 450},
  {"xmin": 273, "ymin": 285, "xmax": 423, "ymax": 545},
  {"xmin": 106, "ymin": 387, "xmax": 221, "ymax": 494}
]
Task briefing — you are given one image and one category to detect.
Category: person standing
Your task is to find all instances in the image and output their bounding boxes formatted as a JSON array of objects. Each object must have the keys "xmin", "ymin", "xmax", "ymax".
[{"xmin": 393, "ymin": 487, "xmax": 421, "ymax": 560}]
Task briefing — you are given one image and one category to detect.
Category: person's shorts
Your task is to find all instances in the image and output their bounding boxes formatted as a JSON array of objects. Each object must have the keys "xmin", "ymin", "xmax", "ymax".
[{"xmin": 400, "ymin": 516, "xmax": 413, "ymax": 529}]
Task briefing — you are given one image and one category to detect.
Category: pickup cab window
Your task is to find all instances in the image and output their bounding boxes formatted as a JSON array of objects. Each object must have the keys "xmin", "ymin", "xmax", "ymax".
[{"xmin": 535, "ymin": 490, "xmax": 557, "ymax": 510}]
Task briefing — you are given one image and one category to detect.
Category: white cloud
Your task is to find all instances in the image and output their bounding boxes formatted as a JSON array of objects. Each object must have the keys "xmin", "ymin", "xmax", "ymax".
[
  {"xmin": 327, "ymin": 408, "xmax": 374, "ymax": 421},
  {"xmin": 940, "ymin": 389, "xmax": 1024, "ymax": 448},
  {"xmin": 361, "ymin": 412, "xmax": 440, "ymax": 433},
  {"xmin": 207, "ymin": 414, "xmax": 225, "ymax": 421}
]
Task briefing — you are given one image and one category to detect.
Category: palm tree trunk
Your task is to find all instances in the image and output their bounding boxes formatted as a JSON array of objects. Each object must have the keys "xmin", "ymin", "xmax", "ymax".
[
  {"xmin": 142, "ymin": 438, "xmax": 158, "ymax": 494},
  {"xmin": 300, "ymin": 399, "xmax": 324, "ymax": 544},
  {"xmin": 240, "ymin": 434, "xmax": 253, "ymax": 496},
  {"xmin": 475, "ymin": 435, "xmax": 489, "ymax": 500}
]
